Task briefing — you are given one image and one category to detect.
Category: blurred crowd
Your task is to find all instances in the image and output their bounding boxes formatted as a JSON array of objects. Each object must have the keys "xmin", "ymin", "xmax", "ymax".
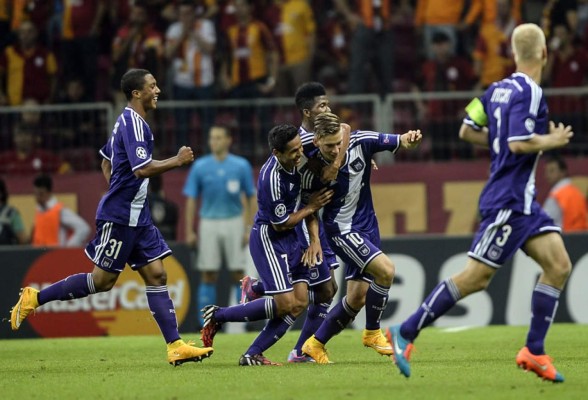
[{"xmin": 1, "ymin": 0, "xmax": 588, "ymax": 169}]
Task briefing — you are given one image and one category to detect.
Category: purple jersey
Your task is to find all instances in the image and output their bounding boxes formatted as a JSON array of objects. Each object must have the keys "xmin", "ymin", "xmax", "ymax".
[
  {"xmin": 296, "ymin": 126, "xmax": 340, "ymax": 273},
  {"xmin": 97, "ymin": 107, "xmax": 154, "ymax": 227},
  {"xmin": 302, "ymin": 130, "xmax": 400, "ymax": 236},
  {"xmin": 254, "ymin": 155, "xmax": 301, "ymax": 228},
  {"xmin": 299, "ymin": 126, "xmax": 315, "ymax": 154},
  {"xmin": 464, "ymin": 72, "xmax": 548, "ymax": 215}
]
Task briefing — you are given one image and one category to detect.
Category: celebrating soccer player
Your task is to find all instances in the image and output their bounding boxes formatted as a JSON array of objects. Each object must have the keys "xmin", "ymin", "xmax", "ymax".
[
  {"xmin": 388, "ymin": 23, "xmax": 573, "ymax": 383},
  {"xmin": 299, "ymin": 112, "xmax": 422, "ymax": 364},
  {"xmin": 200, "ymin": 124, "xmax": 333, "ymax": 366},
  {"xmin": 9, "ymin": 69, "xmax": 213, "ymax": 366}
]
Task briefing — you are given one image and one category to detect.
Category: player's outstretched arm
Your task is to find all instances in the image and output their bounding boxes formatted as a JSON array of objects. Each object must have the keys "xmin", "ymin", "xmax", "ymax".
[
  {"xmin": 400, "ymin": 129, "xmax": 422, "ymax": 149},
  {"xmin": 459, "ymin": 123, "xmax": 489, "ymax": 147},
  {"xmin": 271, "ymin": 188, "xmax": 334, "ymax": 232},
  {"xmin": 134, "ymin": 146, "xmax": 195, "ymax": 178},
  {"xmin": 509, "ymin": 122, "xmax": 573, "ymax": 154}
]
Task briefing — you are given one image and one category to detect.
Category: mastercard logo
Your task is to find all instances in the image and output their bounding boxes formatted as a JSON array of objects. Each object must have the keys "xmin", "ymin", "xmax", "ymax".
[{"xmin": 22, "ymin": 249, "xmax": 190, "ymax": 338}]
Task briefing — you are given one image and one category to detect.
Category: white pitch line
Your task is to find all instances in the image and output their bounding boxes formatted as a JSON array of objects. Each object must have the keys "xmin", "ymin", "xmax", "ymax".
[{"xmin": 439, "ymin": 326, "xmax": 477, "ymax": 333}]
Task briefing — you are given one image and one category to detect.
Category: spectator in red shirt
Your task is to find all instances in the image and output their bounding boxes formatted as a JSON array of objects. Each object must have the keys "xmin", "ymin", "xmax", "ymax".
[
  {"xmin": 0, "ymin": 20, "xmax": 57, "ymax": 106},
  {"xmin": 544, "ymin": 23, "xmax": 588, "ymax": 155},
  {"xmin": 61, "ymin": 0, "xmax": 107, "ymax": 100},
  {"xmin": 0, "ymin": 123, "xmax": 71, "ymax": 176},
  {"xmin": 220, "ymin": 0, "xmax": 278, "ymax": 160}
]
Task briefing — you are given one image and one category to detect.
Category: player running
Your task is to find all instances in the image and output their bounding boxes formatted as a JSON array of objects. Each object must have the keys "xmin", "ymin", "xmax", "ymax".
[
  {"xmin": 388, "ymin": 23, "xmax": 573, "ymax": 383},
  {"xmin": 9, "ymin": 69, "xmax": 212, "ymax": 366}
]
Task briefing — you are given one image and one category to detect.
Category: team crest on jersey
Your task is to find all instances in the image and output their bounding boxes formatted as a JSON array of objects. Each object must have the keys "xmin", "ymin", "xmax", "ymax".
[
  {"xmin": 275, "ymin": 203, "xmax": 287, "ymax": 218},
  {"xmin": 310, "ymin": 267, "xmax": 319, "ymax": 280},
  {"xmin": 350, "ymin": 158, "xmax": 365, "ymax": 172},
  {"xmin": 487, "ymin": 244, "xmax": 503, "ymax": 261},
  {"xmin": 383, "ymin": 134, "xmax": 390, "ymax": 143},
  {"xmin": 524, "ymin": 118, "xmax": 535, "ymax": 133},
  {"xmin": 136, "ymin": 146, "xmax": 148, "ymax": 160},
  {"xmin": 287, "ymin": 272, "xmax": 293, "ymax": 284},
  {"xmin": 358, "ymin": 244, "xmax": 370, "ymax": 256},
  {"xmin": 102, "ymin": 257, "xmax": 113, "ymax": 268}
]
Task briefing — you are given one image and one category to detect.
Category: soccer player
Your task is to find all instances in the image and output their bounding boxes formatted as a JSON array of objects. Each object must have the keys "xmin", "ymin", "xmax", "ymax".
[
  {"xmin": 288, "ymin": 82, "xmax": 342, "ymax": 362},
  {"xmin": 239, "ymin": 82, "xmax": 346, "ymax": 363},
  {"xmin": 388, "ymin": 23, "xmax": 573, "ymax": 383},
  {"xmin": 9, "ymin": 68, "xmax": 213, "ymax": 366},
  {"xmin": 301, "ymin": 112, "xmax": 422, "ymax": 364},
  {"xmin": 200, "ymin": 124, "xmax": 333, "ymax": 366},
  {"xmin": 242, "ymin": 83, "xmax": 389, "ymax": 362}
]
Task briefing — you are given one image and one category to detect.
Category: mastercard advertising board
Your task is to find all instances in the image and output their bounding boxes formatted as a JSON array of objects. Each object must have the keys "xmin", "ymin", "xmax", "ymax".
[{"xmin": 16, "ymin": 249, "xmax": 191, "ymax": 338}]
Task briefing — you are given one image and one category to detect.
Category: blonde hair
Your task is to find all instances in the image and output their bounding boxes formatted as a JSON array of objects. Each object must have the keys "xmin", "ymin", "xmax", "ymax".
[
  {"xmin": 314, "ymin": 112, "xmax": 341, "ymax": 140},
  {"xmin": 511, "ymin": 23, "xmax": 546, "ymax": 64}
]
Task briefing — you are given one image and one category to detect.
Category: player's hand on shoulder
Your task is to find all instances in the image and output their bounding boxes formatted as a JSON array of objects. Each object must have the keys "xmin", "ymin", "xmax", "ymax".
[
  {"xmin": 321, "ymin": 163, "xmax": 339, "ymax": 183},
  {"xmin": 401, "ymin": 129, "xmax": 422, "ymax": 149},
  {"xmin": 548, "ymin": 121, "xmax": 573, "ymax": 146},
  {"xmin": 308, "ymin": 187, "xmax": 334, "ymax": 211},
  {"xmin": 177, "ymin": 146, "xmax": 195, "ymax": 166}
]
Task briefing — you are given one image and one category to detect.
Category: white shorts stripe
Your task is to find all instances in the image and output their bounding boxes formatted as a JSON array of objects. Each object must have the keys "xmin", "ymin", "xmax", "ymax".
[
  {"xmin": 260, "ymin": 225, "xmax": 287, "ymax": 291},
  {"xmin": 333, "ymin": 236, "xmax": 366, "ymax": 269},
  {"xmin": 93, "ymin": 222, "xmax": 112, "ymax": 264}
]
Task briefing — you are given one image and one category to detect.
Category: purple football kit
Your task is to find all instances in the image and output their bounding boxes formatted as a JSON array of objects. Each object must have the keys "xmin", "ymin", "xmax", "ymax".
[
  {"xmin": 463, "ymin": 72, "xmax": 560, "ymax": 268},
  {"xmin": 85, "ymin": 107, "xmax": 171, "ymax": 272},
  {"xmin": 249, "ymin": 155, "xmax": 309, "ymax": 294},
  {"xmin": 297, "ymin": 126, "xmax": 339, "ymax": 287},
  {"xmin": 301, "ymin": 130, "xmax": 400, "ymax": 282}
]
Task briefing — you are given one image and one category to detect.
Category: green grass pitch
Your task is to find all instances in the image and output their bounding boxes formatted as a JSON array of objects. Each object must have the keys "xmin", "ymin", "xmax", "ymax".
[{"xmin": 1, "ymin": 324, "xmax": 586, "ymax": 400}]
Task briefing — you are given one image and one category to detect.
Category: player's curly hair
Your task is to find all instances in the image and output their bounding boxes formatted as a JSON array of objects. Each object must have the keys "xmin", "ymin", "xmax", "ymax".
[
  {"xmin": 314, "ymin": 112, "xmax": 340, "ymax": 140},
  {"xmin": 268, "ymin": 124, "xmax": 299, "ymax": 153},
  {"xmin": 121, "ymin": 69, "xmax": 151, "ymax": 101},
  {"xmin": 294, "ymin": 82, "xmax": 326, "ymax": 113}
]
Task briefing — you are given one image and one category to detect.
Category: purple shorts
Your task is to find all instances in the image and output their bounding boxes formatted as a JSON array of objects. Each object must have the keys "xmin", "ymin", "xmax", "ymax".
[
  {"xmin": 468, "ymin": 208, "xmax": 561, "ymax": 268},
  {"xmin": 249, "ymin": 224, "xmax": 309, "ymax": 294},
  {"xmin": 85, "ymin": 220, "xmax": 171, "ymax": 273},
  {"xmin": 295, "ymin": 222, "xmax": 339, "ymax": 287},
  {"xmin": 327, "ymin": 229, "xmax": 382, "ymax": 283}
]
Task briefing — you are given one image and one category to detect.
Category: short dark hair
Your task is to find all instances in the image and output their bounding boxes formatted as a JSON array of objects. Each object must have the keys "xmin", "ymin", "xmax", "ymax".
[
  {"xmin": 268, "ymin": 124, "xmax": 299, "ymax": 153},
  {"xmin": 547, "ymin": 155, "xmax": 568, "ymax": 172},
  {"xmin": 0, "ymin": 179, "xmax": 7, "ymax": 203},
  {"xmin": 121, "ymin": 69, "xmax": 151, "ymax": 101},
  {"xmin": 295, "ymin": 82, "xmax": 326, "ymax": 112},
  {"xmin": 33, "ymin": 174, "xmax": 53, "ymax": 192}
]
